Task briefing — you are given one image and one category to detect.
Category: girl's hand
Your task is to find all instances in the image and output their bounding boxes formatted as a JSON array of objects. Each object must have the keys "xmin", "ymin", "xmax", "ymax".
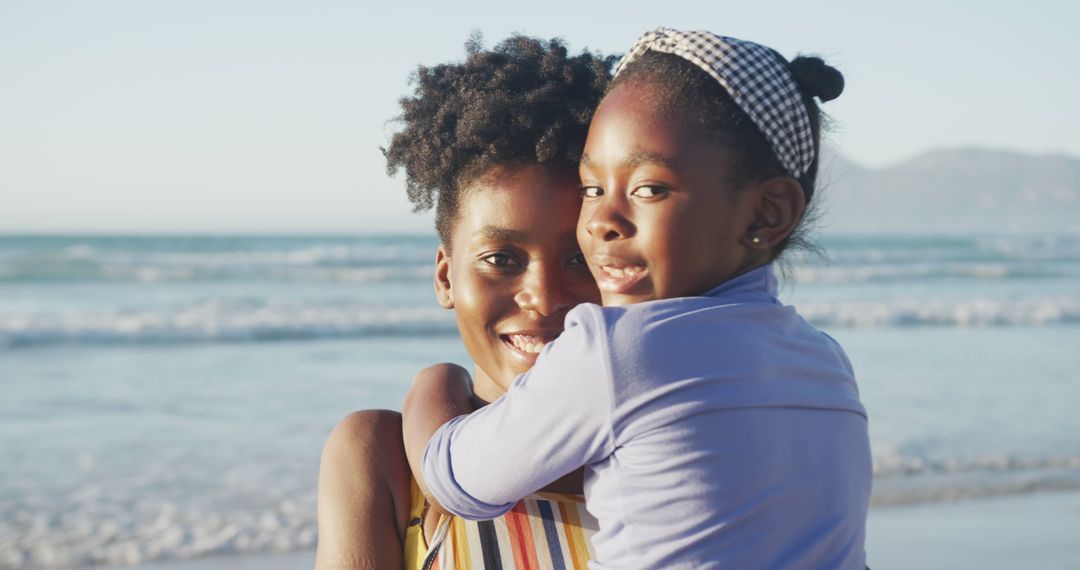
[{"xmin": 401, "ymin": 363, "xmax": 476, "ymax": 509}]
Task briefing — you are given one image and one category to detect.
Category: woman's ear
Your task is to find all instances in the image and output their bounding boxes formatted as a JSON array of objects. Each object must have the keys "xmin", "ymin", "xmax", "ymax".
[
  {"xmin": 743, "ymin": 176, "xmax": 806, "ymax": 249},
  {"xmin": 434, "ymin": 245, "xmax": 454, "ymax": 309}
]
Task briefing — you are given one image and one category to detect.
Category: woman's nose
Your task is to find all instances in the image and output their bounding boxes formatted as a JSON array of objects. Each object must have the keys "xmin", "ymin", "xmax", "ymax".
[{"xmin": 514, "ymin": 265, "xmax": 575, "ymax": 317}]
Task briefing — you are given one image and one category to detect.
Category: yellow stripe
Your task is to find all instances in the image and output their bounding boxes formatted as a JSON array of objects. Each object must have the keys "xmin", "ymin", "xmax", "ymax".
[
  {"xmin": 535, "ymin": 491, "xmax": 585, "ymax": 504},
  {"xmin": 403, "ymin": 480, "xmax": 429, "ymax": 570},
  {"xmin": 451, "ymin": 517, "xmax": 472, "ymax": 570},
  {"xmin": 556, "ymin": 503, "xmax": 580, "ymax": 568},
  {"xmin": 558, "ymin": 502, "xmax": 590, "ymax": 569},
  {"xmin": 574, "ymin": 502, "xmax": 598, "ymax": 559}
]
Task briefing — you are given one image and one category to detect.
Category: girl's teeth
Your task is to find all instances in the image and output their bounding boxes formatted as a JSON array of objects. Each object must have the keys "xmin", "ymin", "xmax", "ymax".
[{"xmin": 604, "ymin": 266, "xmax": 641, "ymax": 278}]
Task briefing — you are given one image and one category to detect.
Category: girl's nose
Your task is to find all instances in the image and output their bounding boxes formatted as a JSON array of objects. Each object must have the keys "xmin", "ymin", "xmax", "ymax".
[{"xmin": 584, "ymin": 199, "xmax": 633, "ymax": 242}]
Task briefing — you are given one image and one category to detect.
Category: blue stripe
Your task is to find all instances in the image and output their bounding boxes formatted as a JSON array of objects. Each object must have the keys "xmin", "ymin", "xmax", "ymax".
[
  {"xmin": 537, "ymin": 500, "xmax": 567, "ymax": 570},
  {"xmin": 476, "ymin": 519, "xmax": 503, "ymax": 570}
]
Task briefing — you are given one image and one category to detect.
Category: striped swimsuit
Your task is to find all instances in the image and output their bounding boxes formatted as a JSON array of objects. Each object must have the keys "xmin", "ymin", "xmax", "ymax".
[{"xmin": 405, "ymin": 479, "xmax": 597, "ymax": 570}]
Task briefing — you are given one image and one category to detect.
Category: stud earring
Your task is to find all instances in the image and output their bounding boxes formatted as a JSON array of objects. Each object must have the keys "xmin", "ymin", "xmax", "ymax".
[{"xmin": 751, "ymin": 236, "xmax": 762, "ymax": 245}]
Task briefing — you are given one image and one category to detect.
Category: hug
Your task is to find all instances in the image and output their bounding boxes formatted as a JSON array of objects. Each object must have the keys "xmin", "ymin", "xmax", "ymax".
[{"xmin": 318, "ymin": 27, "xmax": 870, "ymax": 569}]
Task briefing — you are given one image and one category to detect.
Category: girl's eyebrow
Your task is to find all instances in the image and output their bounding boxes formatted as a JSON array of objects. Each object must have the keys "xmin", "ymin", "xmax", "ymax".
[
  {"xmin": 579, "ymin": 152, "xmax": 677, "ymax": 168},
  {"xmin": 625, "ymin": 151, "xmax": 677, "ymax": 168}
]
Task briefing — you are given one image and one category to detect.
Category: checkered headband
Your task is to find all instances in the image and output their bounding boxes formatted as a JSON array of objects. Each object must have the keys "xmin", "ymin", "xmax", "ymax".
[{"xmin": 613, "ymin": 28, "xmax": 815, "ymax": 178}]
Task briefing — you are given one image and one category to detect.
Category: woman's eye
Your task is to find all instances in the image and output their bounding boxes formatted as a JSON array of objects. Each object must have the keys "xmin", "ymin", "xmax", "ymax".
[
  {"xmin": 481, "ymin": 253, "xmax": 518, "ymax": 267},
  {"xmin": 567, "ymin": 251, "xmax": 586, "ymax": 266},
  {"xmin": 581, "ymin": 186, "xmax": 603, "ymax": 198},
  {"xmin": 631, "ymin": 185, "xmax": 667, "ymax": 198}
]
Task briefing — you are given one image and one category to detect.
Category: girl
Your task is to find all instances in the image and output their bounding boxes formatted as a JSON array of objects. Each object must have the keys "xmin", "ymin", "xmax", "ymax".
[
  {"xmin": 406, "ymin": 28, "xmax": 871, "ymax": 568},
  {"xmin": 315, "ymin": 36, "xmax": 614, "ymax": 569}
]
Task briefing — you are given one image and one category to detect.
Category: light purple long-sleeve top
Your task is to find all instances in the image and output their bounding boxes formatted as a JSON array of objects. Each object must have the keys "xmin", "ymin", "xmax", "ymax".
[{"xmin": 423, "ymin": 265, "xmax": 871, "ymax": 568}]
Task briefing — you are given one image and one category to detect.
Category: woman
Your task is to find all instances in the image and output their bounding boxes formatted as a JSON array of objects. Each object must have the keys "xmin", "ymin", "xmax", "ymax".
[{"xmin": 315, "ymin": 35, "xmax": 613, "ymax": 569}]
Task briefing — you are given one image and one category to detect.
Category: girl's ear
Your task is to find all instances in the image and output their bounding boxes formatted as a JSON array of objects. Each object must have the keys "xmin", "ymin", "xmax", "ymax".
[
  {"xmin": 434, "ymin": 245, "xmax": 454, "ymax": 309},
  {"xmin": 743, "ymin": 176, "xmax": 806, "ymax": 249}
]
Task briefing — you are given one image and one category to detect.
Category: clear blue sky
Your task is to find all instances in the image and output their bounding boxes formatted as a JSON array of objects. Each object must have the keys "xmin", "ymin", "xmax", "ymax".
[{"xmin": 1, "ymin": 0, "xmax": 1076, "ymax": 233}]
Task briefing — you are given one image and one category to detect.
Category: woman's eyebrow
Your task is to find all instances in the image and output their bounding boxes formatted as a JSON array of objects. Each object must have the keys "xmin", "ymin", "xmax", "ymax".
[
  {"xmin": 474, "ymin": 226, "xmax": 578, "ymax": 245},
  {"xmin": 475, "ymin": 226, "xmax": 528, "ymax": 243}
]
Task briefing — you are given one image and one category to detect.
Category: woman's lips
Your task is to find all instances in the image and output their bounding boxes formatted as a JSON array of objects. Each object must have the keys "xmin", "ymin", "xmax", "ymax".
[
  {"xmin": 501, "ymin": 333, "xmax": 557, "ymax": 356},
  {"xmin": 595, "ymin": 263, "xmax": 648, "ymax": 294}
]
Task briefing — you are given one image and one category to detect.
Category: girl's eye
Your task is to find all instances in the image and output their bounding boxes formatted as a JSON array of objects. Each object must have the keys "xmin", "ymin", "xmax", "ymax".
[
  {"xmin": 567, "ymin": 251, "xmax": 586, "ymax": 266},
  {"xmin": 631, "ymin": 185, "xmax": 667, "ymax": 198},
  {"xmin": 581, "ymin": 186, "xmax": 603, "ymax": 198},
  {"xmin": 481, "ymin": 253, "xmax": 518, "ymax": 267}
]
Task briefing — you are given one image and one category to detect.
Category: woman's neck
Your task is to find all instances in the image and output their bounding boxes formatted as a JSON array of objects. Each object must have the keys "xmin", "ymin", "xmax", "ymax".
[{"xmin": 470, "ymin": 365, "xmax": 505, "ymax": 406}]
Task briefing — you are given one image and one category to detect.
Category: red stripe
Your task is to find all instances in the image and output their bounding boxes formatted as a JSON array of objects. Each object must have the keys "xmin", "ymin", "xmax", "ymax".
[{"xmin": 507, "ymin": 501, "xmax": 539, "ymax": 569}]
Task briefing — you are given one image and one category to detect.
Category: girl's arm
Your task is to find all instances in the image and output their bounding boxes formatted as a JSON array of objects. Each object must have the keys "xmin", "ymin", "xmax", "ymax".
[
  {"xmin": 402, "ymin": 364, "xmax": 585, "ymax": 507},
  {"xmin": 401, "ymin": 363, "xmax": 477, "ymax": 509},
  {"xmin": 418, "ymin": 307, "xmax": 613, "ymax": 520}
]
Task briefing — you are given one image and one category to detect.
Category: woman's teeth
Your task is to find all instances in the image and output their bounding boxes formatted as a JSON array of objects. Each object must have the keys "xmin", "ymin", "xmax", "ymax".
[{"xmin": 508, "ymin": 334, "xmax": 548, "ymax": 355}]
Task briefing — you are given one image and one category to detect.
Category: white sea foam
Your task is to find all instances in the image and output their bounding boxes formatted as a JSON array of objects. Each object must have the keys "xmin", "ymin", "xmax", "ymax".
[
  {"xmin": 0, "ymin": 302, "xmax": 457, "ymax": 349},
  {"xmin": 0, "ymin": 242, "xmax": 437, "ymax": 284},
  {"xmin": 869, "ymin": 452, "xmax": 1080, "ymax": 506},
  {"xmin": 2, "ymin": 295, "xmax": 1078, "ymax": 350},
  {"xmin": 0, "ymin": 494, "xmax": 317, "ymax": 569},
  {"xmin": 798, "ymin": 297, "xmax": 1080, "ymax": 327},
  {"xmin": 789, "ymin": 261, "xmax": 1065, "ymax": 285}
]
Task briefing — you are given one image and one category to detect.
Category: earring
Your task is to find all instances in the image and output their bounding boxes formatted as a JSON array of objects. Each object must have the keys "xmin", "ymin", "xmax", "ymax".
[{"xmin": 751, "ymin": 236, "xmax": 762, "ymax": 245}]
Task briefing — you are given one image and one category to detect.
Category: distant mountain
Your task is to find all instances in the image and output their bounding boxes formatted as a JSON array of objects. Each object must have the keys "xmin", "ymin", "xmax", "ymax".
[{"xmin": 817, "ymin": 148, "xmax": 1080, "ymax": 234}]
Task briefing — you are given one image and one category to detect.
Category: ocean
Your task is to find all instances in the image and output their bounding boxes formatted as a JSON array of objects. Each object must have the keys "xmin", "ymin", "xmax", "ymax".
[{"xmin": 1, "ymin": 233, "xmax": 1079, "ymax": 568}]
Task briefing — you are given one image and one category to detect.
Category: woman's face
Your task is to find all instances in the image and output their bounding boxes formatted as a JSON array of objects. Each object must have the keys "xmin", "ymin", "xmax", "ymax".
[{"xmin": 435, "ymin": 163, "xmax": 600, "ymax": 397}]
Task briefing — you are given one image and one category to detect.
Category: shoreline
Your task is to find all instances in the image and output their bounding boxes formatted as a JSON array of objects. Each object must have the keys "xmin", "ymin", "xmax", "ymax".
[{"xmin": 76, "ymin": 489, "xmax": 1080, "ymax": 570}]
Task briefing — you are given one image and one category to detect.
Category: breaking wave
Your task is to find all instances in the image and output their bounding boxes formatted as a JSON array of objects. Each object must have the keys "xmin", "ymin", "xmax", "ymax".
[{"xmin": 0, "ymin": 301, "xmax": 457, "ymax": 349}]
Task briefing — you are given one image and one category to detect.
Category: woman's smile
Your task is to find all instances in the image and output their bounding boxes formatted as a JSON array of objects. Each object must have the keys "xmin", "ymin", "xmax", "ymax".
[
  {"xmin": 501, "ymin": 331, "xmax": 560, "ymax": 357},
  {"xmin": 435, "ymin": 164, "xmax": 600, "ymax": 396}
]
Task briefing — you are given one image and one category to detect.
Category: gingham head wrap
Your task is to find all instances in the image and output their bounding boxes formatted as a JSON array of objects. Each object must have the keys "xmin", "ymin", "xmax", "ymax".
[{"xmin": 613, "ymin": 28, "xmax": 815, "ymax": 178}]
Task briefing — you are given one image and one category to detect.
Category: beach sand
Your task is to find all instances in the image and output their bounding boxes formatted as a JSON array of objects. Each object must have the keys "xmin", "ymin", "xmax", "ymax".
[
  {"xmin": 84, "ymin": 551, "xmax": 316, "ymax": 570},
  {"xmin": 81, "ymin": 489, "xmax": 1080, "ymax": 570},
  {"xmin": 866, "ymin": 489, "xmax": 1080, "ymax": 569}
]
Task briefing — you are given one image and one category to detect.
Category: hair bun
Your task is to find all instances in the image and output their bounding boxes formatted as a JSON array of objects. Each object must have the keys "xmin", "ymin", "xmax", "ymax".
[{"xmin": 789, "ymin": 56, "xmax": 844, "ymax": 102}]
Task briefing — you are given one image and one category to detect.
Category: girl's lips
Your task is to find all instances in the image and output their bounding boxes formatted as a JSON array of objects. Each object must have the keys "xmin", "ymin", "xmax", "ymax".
[{"xmin": 595, "ymin": 264, "xmax": 648, "ymax": 294}]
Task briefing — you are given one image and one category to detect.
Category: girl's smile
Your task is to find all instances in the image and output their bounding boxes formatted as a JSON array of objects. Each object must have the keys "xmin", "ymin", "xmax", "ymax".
[
  {"xmin": 590, "ymin": 255, "xmax": 649, "ymax": 296},
  {"xmin": 578, "ymin": 79, "xmax": 763, "ymax": 306}
]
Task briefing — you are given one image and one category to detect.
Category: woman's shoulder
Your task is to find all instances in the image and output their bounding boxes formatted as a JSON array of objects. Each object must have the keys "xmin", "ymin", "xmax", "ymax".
[{"xmin": 316, "ymin": 410, "xmax": 413, "ymax": 569}]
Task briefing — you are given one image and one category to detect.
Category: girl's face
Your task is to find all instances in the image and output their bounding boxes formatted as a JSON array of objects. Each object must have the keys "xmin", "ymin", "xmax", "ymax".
[
  {"xmin": 578, "ymin": 79, "xmax": 760, "ymax": 306},
  {"xmin": 436, "ymin": 164, "xmax": 600, "ymax": 400}
]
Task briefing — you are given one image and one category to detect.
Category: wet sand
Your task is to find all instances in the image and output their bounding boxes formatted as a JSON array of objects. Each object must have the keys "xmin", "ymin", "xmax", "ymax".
[{"xmin": 86, "ymin": 489, "xmax": 1080, "ymax": 570}]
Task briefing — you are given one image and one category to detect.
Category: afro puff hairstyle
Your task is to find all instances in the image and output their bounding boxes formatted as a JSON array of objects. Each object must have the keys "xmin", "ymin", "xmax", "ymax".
[{"xmin": 383, "ymin": 34, "xmax": 616, "ymax": 245}]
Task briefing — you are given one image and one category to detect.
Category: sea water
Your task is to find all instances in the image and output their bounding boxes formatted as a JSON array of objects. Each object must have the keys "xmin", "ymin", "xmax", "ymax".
[{"xmin": 1, "ymin": 234, "xmax": 1078, "ymax": 568}]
